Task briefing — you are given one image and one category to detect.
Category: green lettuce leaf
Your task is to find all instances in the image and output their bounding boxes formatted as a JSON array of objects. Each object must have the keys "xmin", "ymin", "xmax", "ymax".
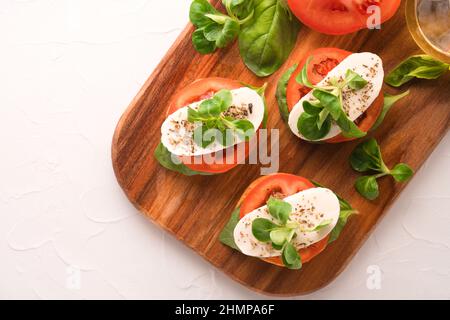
[
  {"xmin": 276, "ymin": 64, "xmax": 297, "ymax": 122},
  {"xmin": 154, "ymin": 142, "xmax": 211, "ymax": 176},
  {"xmin": 371, "ymin": 91, "xmax": 410, "ymax": 131},
  {"xmin": 219, "ymin": 207, "xmax": 241, "ymax": 251},
  {"xmin": 311, "ymin": 181, "xmax": 358, "ymax": 243}
]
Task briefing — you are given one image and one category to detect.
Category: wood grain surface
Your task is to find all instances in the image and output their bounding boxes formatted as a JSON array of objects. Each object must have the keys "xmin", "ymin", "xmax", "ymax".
[{"xmin": 112, "ymin": 1, "xmax": 450, "ymax": 296}]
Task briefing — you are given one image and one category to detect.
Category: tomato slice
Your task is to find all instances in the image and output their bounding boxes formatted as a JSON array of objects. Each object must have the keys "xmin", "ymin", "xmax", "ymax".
[
  {"xmin": 286, "ymin": 47, "xmax": 383, "ymax": 143},
  {"xmin": 238, "ymin": 173, "xmax": 330, "ymax": 267},
  {"xmin": 286, "ymin": 48, "xmax": 351, "ymax": 111},
  {"xmin": 167, "ymin": 78, "xmax": 242, "ymax": 116},
  {"xmin": 288, "ymin": 0, "xmax": 401, "ymax": 35},
  {"xmin": 167, "ymin": 78, "xmax": 255, "ymax": 174}
]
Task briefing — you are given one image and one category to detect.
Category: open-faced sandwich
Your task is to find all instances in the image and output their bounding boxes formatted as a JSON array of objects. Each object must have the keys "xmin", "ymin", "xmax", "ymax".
[
  {"xmin": 220, "ymin": 173, "xmax": 357, "ymax": 269},
  {"xmin": 276, "ymin": 48, "xmax": 404, "ymax": 143},
  {"xmin": 155, "ymin": 78, "xmax": 267, "ymax": 175}
]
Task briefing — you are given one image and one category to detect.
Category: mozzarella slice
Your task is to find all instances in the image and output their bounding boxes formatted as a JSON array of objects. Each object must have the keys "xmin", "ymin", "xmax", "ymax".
[
  {"xmin": 288, "ymin": 52, "xmax": 384, "ymax": 141},
  {"xmin": 233, "ymin": 187, "xmax": 340, "ymax": 258},
  {"xmin": 161, "ymin": 87, "xmax": 264, "ymax": 157}
]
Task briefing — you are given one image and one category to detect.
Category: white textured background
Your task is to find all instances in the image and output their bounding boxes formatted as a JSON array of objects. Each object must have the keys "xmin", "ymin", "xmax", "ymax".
[{"xmin": 1, "ymin": 0, "xmax": 449, "ymax": 300}]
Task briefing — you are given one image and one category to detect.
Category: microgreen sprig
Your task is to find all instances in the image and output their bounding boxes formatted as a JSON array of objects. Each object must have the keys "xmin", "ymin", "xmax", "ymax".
[
  {"xmin": 295, "ymin": 57, "xmax": 368, "ymax": 140},
  {"xmin": 189, "ymin": 0, "xmax": 254, "ymax": 54},
  {"xmin": 188, "ymin": 89, "xmax": 255, "ymax": 148},
  {"xmin": 350, "ymin": 138, "xmax": 414, "ymax": 200},
  {"xmin": 251, "ymin": 197, "xmax": 332, "ymax": 269}
]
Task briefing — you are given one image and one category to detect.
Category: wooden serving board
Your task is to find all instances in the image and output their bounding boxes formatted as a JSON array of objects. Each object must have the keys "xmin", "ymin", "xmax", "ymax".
[{"xmin": 112, "ymin": 1, "xmax": 449, "ymax": 296}]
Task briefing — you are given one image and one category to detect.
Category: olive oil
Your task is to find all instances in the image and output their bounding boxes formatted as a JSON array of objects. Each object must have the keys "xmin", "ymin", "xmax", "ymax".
[{"xmin": 406, "ymin": 0, "xmax": 450, "ymax": 63}]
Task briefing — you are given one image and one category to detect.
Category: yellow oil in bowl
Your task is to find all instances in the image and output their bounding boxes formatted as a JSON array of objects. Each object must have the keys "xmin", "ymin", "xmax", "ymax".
[{"xmin": 406, "ymin": 0, "xmax": 450, "ymax": 63}]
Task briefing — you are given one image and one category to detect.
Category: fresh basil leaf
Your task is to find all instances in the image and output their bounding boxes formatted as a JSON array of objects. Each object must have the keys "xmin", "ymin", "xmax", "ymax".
[
  {"xmin": 276, "ymin": 64, "xmax": 297, "ymax": 122},
  {"xmin": 390, "ymin": 163, "xmax": 414, "ymax": 182},
  {"xmin": 193, "ymin": 125, "xmax": 216, "ymax": 148},
  {"xmin": 188, "ymin": 88, "xmax": 254, "ymax": 146},
  {"xmin": 252, "ymin": 218, "xmax": 278, "ymax": 242},
  {"xmin": 329, "ymin": 210, "xmax": 357, "ymax": 243},
  {"xmin": 351, "ymin": 139, "xmax": 414, "ymax": 200},
  {"xmin": 361, "ymin": 139, "xmax": 385, "ymax": 167},
  {"xmin": 204, "ymin": 23, "xmax": 223, "ymax": 41},
  {"xmin": 385, "ymin": 55, "xmax": 450, "ymax": 87},
  {"xmin": 223, "ymin": 0, "xmax": 255, "ymax": 21},
  {"xmin": 267, "ymin": 197, "xmax": 292, "ymax": 225},
  {"xmin": 335, "ymin": 111, "xmax": 367, "ymax": 139},
  {"xmin": 154, "ymin": 142, "xmax": 209, "ymax": 176},
  {"xmin": 192, "ymin": 28, "xmax": 216, "ymax": 54},
  {"xmin": 270, "ymin": 228, "xmax": 291, "ymax": 246},
  {"xmin": 239, "ymin": 0, "xmax": 300, "ymax": 77},
  {"xmin": 198, "ymin": 98, "xmax": 222, "ymax": 118},
  {"xmin": 190, "ymin": 0, "xmax": 241, "ymax": 54},
  {"xmin": 311, "ymin": 181, "xmax": 358, "ymax": 243},
  {"xmin": 312, "ymin": 89, "xmax": 341, "ymax": 120},
  {"xmin": 310, "ymin": 219, "xmax": 333, "ymax": 232},
  {"xmin": 189, "ymin": 108, "xmax": 218, "ymax": 123},
  {"xmin": 243, "ymin": 82, "xmax": 267, "ymax": 97},
  {"xmin": 408, "ymin": 65, "xmax": 449, "ymax": 78},
  {"xmin": 187, "ymin": 107, "xmax": 200, "ymax": 122},
  {"xmin": 213, "ymin": 89, "xmax": 233, "ymax": 111},
  {"xmin": 189, "ymin": 0, "xmax": 219, "ymax": 28},
  {"xmin": 297, "ymin": 112, "xmax": 331, "ymax": 141},
  {"xmin": 205, "ymin": 119, "xmax": 218, "ymax": 129},
  {"xmin": 345, "ymin": 69, "xmax": 368, "ymax": 90},
  {"xmin": 218, "ymin": 127, "xmax": 235, "ymax": 147},
  {"xmin": 219, "ymin": 207, "xmax": 241, "ymax": 251},
  {"xmin": 350, "ymin": 138, "xmax": 384, "ymax": 173},
  {"xmin": 296, "ymin": 57, "xmax": 314, "ymax": 89},
  {"xmin": 317, "ymin": 109, "xmax": 330, "ymax": 130},
  {"xmin": 271, "ymin": 241, "xmax": 284, "ymax": 251},
  {"xmin": 371, "ymin": 91, "xmax": 410, "ymax": 131},
  {"xmin": 232, "ymin": 119, "xmax": 255, "ymax": 141},
  {"xmin": 281, "ymin": 242, "xmax": 302, "ymax": 270},
  {"xmin": 355, "ymin": 175, "xmax": 380, "ymax": 200},
  {"xmin": 216, "ymin": 18, "xmax": 240, "ymax": 48},
  {"xmin": 329, "ymin": 200, "xmax": 358, "ymax": 243},
  {"xmin": 338, "ymin": 197, "xmax": 356, "ymax": 216},
  {"xmin": 204, "ymin": 13, "xmax": 229, "ymax": 24},
  {"xmin": 303, "ymin": 100, "xmax": 322, "ymax": 115}
]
